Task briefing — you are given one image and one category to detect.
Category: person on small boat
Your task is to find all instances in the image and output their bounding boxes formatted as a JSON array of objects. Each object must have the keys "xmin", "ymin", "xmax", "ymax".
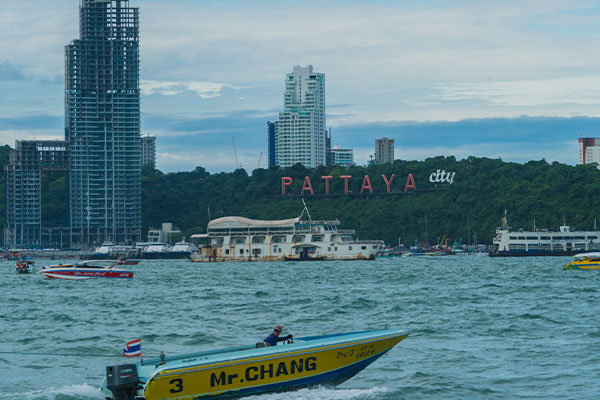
[{"xmin": 263, "ymin": 324, "xmax": 293, "ymax": 346}]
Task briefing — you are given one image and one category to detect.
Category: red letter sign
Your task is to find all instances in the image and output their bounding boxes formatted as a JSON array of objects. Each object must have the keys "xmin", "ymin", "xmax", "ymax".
[
  {"xmin": 301, "ymin": 176, "xmax": 314, "ymax": 195},
  {"xmin": 322, "ymin": 176, "xmax": 332, "ymax": 195},
  {"xmin": 404, "ymin": 173, "xmax": 416, "ymax": 192},
  {"xmin": 360, "ymin": 175, "xmax": 373, "ymax": 194},
  {"xmin": 282, "ymin": 177, "xmax": 292, "ymax": 196},
  {"xmin": 340, "ymin": 175, "xmax": 352, "ymax": 194},
  {"xmin": 382, "ymin": 174, "xmax": 395, "ymax": 193}
]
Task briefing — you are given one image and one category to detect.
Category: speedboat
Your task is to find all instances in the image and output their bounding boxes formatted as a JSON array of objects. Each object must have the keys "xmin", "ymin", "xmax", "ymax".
[
  {"xmin": 40, "ymin": 260, "xmax": 134, "ymax": 280},
  {"xmin": 119, "ymin": 258, "xmax": 140, "ymax": 266},
  {"xmin": 564, "ymin": 252, "xmax": 600, "ymax": 270},
  {"xmin": 101, "ymin": 328, "xmax": 408, "ymax": 400},
  {"xmin": 15, "ymin": 259, "xmax": 34, "ymax": 274}
]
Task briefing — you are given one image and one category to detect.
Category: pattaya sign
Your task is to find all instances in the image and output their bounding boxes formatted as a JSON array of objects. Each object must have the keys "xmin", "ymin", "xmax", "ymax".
[{"xmin": 281, "ymin": 170, "xmax": 455, "ymax": 196}]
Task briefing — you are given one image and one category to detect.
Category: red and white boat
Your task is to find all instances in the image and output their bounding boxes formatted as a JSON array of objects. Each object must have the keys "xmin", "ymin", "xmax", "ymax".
[{"xmin": 40, "ymin": 260, "xmax": 134, "ymax": 280}]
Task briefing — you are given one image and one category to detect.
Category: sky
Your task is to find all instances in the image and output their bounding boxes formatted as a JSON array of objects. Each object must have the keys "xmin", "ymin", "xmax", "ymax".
[{"xmin": 1, "ymin": 0, "xmax": 600, "ymax": 172}]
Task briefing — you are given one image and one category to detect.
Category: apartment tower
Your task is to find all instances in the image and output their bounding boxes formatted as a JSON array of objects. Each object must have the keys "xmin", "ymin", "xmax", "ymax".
[
  {"xmin": 375, "ymin": 137, "xmax": 395, "ymax": 164},
  {"xmin": 65, "ymin": 0, "xmax": 142, "ymax": 246},
  {"xmin": 275, "ymin": 65, "xmax": 326, "ymax": 168},
  {"xmin": 578, "ymin": 137, "xmax": 600, "ymax": 167}
]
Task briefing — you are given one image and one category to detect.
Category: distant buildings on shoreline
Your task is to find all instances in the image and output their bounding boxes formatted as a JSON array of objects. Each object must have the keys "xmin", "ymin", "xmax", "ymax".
[
  {"xmin": 268, "ymin": 65, "xmax": 359, "ymax": 169},
  {"xmin": 373, "ymin": 137, "xmax": 395, "ymax": 165},
  {"xmin": 266, "ymin": 65, "xmax": 400, "ymax": 169},
  {"xmin": 4, "ymin": 0, "xmax": 153, "ymax": 249},
  {"xmin": 579, "ymin": 137, "xmax": 600, "ymax": 168}
]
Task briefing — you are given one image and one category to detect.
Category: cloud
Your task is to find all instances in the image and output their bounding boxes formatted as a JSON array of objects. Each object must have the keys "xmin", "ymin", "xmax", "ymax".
[
  {"xmin": 0, "ymin": 60, "xmax": 26, "ymax": 81},
  {"xmin": 434, "ymin": 77, "xmax": 600, "ymax": 107},
  {"xmin": 140, "ymin": 80, "xmax": 244, "ymax": 98}
]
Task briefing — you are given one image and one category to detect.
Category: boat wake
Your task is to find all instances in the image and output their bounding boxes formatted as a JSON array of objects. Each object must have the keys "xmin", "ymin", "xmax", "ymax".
[
  {"xmin": 4, "ymin": 383, "xmax": 104, "ymax": 400},
  {"xmin": 241, "ymin": 386, "xmax": 390, "ymax": 400}
]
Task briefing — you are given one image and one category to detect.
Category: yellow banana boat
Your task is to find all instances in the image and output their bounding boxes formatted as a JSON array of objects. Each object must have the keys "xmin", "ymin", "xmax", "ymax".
[{"xmin": 101, "ymin": 328, "xmax": 408, "ymax": 400}]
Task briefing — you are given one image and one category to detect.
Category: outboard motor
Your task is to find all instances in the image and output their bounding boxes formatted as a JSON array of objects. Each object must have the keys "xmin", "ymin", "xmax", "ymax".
[{"xmin": 106, "ymin": 364, "xmax": 140, "ymax": 400}]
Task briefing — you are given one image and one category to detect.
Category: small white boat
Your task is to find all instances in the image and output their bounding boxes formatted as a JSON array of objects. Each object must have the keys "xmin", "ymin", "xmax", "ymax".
[{"xmin": 40, "ymin": 260, "xmax": 134, "ymax": 280}]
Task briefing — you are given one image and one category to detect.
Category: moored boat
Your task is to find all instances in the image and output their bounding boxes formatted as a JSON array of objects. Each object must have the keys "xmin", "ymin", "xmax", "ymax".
[
  {"xmin": 189, "ymin": 204, "xmax": 383, "ymax": 262},
  {"xmin": 101, "ymin": 328, "xmax": 408, "ymax": 400},
  {"xmin": 490, "ymin": 211, "xmax": 600, "ymax": 257},
  {"xmin": 40, "ymin": 260, "xmax": 134, "ymax": 280},
  {"xmin": 564, "ymin": 252, "xmax": 600, "ymax": 270},
  {"xmin": 92, "ymin": 241, "xmax": 138, "ymax": 260}
]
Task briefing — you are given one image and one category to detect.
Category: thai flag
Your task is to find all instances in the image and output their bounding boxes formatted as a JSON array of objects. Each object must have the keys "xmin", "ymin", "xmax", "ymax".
[{"xmin": 123, "ymin": 339, "xmax": 142, "ymax": 357}]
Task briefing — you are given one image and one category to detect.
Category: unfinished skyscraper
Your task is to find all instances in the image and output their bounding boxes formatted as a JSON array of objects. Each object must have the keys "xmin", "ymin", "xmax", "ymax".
[{"xmin": 65, "ymin": 0, "xmax": 142, "ymax": 246}]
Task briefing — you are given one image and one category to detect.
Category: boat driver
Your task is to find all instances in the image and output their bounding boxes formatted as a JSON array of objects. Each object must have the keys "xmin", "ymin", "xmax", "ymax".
[{"xmin": 264, "ymin": 324, "xmax": 293, "ymax": 346}]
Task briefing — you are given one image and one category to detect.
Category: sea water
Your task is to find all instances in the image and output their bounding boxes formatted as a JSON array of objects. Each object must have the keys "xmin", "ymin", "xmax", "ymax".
[{"xmin": 1, "ymin": 256, "xmax": 599, "ymax": 400}]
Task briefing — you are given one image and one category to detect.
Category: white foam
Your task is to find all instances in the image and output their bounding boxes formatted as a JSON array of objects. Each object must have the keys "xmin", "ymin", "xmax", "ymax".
[
  {"xmin": 5, "ymin": 383, "xmax": 104, "ymax": 400},
  {"xmin": 242, "ymin": 386, "xmax": 390, "ymax": 400}
]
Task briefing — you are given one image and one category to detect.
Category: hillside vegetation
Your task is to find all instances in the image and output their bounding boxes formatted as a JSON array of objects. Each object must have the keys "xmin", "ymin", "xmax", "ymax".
[
  {"xmin": 1, "ymin": 153, "xmax": 599, "ymax": 246},
  {"xmin": 141, "ymin": 157, "xmax": 600, "ymax": 246}
]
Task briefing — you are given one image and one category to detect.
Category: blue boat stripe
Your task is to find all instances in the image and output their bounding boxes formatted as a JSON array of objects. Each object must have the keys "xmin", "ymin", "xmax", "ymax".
[{"xmin": 152, "ymin": 334, "xmax": 405, "ymax": 378}]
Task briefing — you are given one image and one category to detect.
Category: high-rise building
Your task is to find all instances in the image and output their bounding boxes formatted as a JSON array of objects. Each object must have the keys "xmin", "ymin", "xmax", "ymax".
[
  {"xmin": 276, "ymin": 65, "xmax": 326, "ymax": 168},
  {"xmin": 4, "ymin": 141, "xmax": 70, "ymax": 248},
  {"xmin": 374, "ymin": 137, "xmax": 394, "ymax": 164},
  {"xmin": 141, "ymin": 135, "xmax": 157, "ymax": 168},
  {"xmin": 65, "ymin": 0, "xmax": 142, "ymax": 246},
  {"xmin": 329, "ymin": 147, "xmax": 355, "ymax": 167},
  {"xmin": 578, "ymin": 138, "xmax": 600, "ymax": 168},
  {"xmin": 267, "ymin": 121, "xmax": 277, "ymax": 167}
]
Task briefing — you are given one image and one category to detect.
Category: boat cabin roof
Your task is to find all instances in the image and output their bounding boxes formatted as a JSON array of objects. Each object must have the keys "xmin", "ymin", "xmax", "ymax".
[
  {"xmin": 208, "ymin": 216, "xmax": 300, "ymax": 229},
  {"xmin": 574, "ymin": 252, "xmax": 600, "ymax": 260}
]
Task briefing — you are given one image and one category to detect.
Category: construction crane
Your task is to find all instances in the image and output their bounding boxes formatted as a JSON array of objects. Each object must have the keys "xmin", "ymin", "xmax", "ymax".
[{"xmin": 232, "ymin": 137, "xmax": 240, "ymax": 169}]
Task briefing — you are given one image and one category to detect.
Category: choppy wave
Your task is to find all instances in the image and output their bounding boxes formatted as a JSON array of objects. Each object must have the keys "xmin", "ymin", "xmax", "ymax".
[
  {"xmin": 3, "ymin": 383, "xmax": 104, "ymax": 400},
  {"xmin": 1, "ymin": 256, "xmax": 599, "ymax": 399}
]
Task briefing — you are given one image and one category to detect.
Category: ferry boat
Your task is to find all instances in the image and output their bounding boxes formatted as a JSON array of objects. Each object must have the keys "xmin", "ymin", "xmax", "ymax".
[
  {"xmin": 134, "ymin": 241, "xmax": 198, "ymax": 259},
  {"xmin": 168, "ymin": 240, "xmax": 199, "ymax": 258},
  {"xmin": 92, "ymin": 241, "xmax": 138, "ymax": 260},
  {"xmin": 490, "ymin": 211, "xmax": 600, "ymax": 257},
  {"xmin": 189, "ymin": 208, "xmax": 383, "ymax": 262},
  {"xmin": 39, "ymin": 260, "xmax": 134, "ymax": 280},
  {"xmin": 100, "ymin": 328, "xmax": 408, "ymax": 400}
]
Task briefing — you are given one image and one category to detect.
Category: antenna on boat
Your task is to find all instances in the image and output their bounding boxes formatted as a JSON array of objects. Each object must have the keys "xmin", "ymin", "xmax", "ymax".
[
  {"xmin": 595, "ymin": 218, "xmax": 598, "ymax": 230},
  {"xmin": 300, "ymin": 198, "xmax": 313, "ymax": 223}
]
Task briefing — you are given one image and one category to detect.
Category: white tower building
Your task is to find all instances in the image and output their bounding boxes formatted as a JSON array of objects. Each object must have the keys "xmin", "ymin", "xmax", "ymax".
[
  {"xmin": 276, "ymin": 65, "xmax": 326, "ymax": 168},
  {"xmin": 579, "ymin": 138, "xmax": 600, "ymax": 168}
]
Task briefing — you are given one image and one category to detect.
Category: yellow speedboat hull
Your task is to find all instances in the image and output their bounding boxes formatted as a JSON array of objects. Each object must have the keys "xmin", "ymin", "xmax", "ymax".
[
  {"xmin": 564, "ymin": 252, "xmax": 600, "ymax": 270},
  {"xmin": 564, "ymin": 260, "xmax": 600, "ymax": 270},
  {"xmin": 102, "ymin": 329, "xmax": 408, "ymax": 400}
]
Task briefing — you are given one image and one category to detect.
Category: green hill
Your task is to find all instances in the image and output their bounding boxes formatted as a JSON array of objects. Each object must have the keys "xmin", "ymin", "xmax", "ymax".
[
  {"xmin": 2, "ymin": 154, "xmax": 599, "ymax": 246},
  {"xmin": 141, "ymin": 157, "xmax": 600, "ymax": 246}
]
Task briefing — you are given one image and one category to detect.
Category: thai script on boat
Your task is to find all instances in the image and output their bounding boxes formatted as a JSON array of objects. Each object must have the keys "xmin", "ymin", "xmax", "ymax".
[{"xmin": 210, "ymin": 356, "xmax": 317, "ymax": 388}]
